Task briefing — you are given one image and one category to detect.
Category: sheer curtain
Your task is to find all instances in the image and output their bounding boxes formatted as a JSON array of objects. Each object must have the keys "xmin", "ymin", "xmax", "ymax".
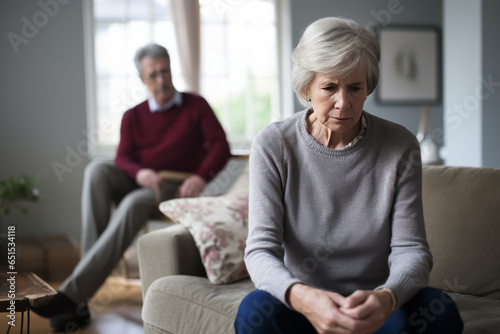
[{"xmin": 169, "ymin": 0, "xmax": 200, "ymax": 93}]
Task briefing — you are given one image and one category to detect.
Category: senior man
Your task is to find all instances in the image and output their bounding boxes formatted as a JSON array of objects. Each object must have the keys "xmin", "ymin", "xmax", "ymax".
[{"xmin": 33, "ymin": 43, "xmax": 231, "ymax": 332}]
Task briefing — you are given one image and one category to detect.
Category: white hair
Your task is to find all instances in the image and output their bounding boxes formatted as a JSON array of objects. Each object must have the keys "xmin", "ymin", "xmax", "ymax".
[
  {"xmin": 134, "ymin": 43, "xmax": 170, "ymax": 74},
  {"xmin": 291, "ymin": 17, "xmax": 380, "ymax": 107}
]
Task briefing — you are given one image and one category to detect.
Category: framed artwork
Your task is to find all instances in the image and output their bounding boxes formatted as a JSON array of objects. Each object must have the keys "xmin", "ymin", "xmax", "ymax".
[{"xmin": 376, "ymin": 26, "xmax": 441, "ymax": 104}]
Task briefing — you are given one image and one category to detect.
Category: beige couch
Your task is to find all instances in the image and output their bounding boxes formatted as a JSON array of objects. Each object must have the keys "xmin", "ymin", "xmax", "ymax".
[{"xmin": 138, "ymin": 165, "xmax": 500, "ymax": 334}]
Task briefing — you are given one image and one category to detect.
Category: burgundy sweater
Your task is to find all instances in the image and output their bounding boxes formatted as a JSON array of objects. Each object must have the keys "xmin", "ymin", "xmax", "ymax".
[{"xmin": 115, "ymin": 93, "xmax": 231, "ymax": 182}]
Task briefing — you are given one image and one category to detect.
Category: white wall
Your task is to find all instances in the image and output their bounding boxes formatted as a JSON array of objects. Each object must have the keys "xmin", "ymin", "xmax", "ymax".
[
  {"xmin": 443, "ymin": 0, "xmax": 482, "ymax": 167},
  {"xmin": 444, "ymin": 0, "xmax": 500, "ymax": 167}
]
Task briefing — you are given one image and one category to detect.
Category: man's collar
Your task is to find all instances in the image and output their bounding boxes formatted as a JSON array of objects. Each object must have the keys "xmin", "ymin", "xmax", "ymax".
[{"xmin": 148, "ymin": 91, "xmax": 182, "ymax": 113}]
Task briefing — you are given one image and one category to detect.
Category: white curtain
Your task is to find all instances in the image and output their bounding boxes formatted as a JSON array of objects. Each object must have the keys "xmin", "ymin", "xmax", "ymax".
[{"xmin": 169, "ymin": 0, "xmax": 200, "ymax": 93}]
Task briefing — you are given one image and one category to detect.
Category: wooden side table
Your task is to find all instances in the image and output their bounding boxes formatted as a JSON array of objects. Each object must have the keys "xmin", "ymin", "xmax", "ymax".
[{"xmin": 1, "ymin": 271, "xmax": 56, "ymax": 333}]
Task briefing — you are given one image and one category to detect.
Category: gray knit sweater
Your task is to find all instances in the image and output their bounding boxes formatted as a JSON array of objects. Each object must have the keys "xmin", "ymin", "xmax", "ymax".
[{"xmin": 245, "ymin": 110, "xmax": 433, "ymax": 309}]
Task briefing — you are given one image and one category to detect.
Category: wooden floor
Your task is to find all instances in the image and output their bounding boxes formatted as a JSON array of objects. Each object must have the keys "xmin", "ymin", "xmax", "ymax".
[{"xmin": 1, "ymin": 276, "xmax": 144, "ymax": 334}]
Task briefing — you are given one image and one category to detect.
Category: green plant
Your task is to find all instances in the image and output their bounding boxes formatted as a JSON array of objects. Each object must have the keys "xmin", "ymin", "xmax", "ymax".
[{"xmin": 0, "ymin": 175, "xmax": 39, "ymax": 216}]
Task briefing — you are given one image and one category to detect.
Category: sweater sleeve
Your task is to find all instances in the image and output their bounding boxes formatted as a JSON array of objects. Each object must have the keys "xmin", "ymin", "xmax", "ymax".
[
  {"xmin": 244, "ymin": 127, "xmax": 302, "ymax": 308},
  {"xmin": 379, "ymin": 137, "xmax": 433, "ymax": 307},
  {"xmin": 193, "ymin": 97, "xmax": 231, "ymax": 182},
  {"xmin": 115, "ymin": 109, "xmax": 142, "ymax": 180}
]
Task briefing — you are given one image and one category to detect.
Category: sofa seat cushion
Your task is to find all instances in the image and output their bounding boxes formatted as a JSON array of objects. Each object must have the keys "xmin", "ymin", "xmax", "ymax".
[
  {"xmin": 142, "ymin": 276, "xmax": 255, "ymax": 334},
  {"xmin": 449, "ymin": 292, "xmax": 500, "ymax": 334}
]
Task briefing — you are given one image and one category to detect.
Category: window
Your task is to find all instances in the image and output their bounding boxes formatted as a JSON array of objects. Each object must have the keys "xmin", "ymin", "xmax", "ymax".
[
  {"xmin": 84, "ymin": 0, "xmax": 288, "ymax": 156},
  {"xmin": 199, "ymin": 0, "xmax": 279, "ymax": 149}
]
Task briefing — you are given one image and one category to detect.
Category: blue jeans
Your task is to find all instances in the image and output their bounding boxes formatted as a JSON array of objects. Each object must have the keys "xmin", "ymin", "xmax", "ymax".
[{"xmin": 234, "ymin": 287, "xmax": 463, "ymax": 334}]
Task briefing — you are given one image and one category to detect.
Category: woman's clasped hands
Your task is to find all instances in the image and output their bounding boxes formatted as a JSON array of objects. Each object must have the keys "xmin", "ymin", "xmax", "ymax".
[{"xmin": 288, "ymin": 283, "xmax": 394, "ymax": 334}]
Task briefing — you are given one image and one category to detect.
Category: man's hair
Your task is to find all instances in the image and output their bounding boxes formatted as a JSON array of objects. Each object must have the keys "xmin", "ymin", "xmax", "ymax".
[
  {"xmin": 134, "ymin": 43, "xmax": 170, "ymax": 74},
  {"xmin": 291, "ymin": 17, "xmax": 380, "ymax": 107}
]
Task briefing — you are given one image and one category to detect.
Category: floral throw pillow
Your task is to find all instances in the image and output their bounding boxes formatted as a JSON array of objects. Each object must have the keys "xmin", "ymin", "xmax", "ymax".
[{"xmin": 159, "ymin": 192, "xmax": 249, "ymax": 284}]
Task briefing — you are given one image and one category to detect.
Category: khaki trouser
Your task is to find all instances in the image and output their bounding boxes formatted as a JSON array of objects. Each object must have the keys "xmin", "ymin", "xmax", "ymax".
[{"xmin": 59, "ymin": 160, "xmax": 181, "ymax": 304}]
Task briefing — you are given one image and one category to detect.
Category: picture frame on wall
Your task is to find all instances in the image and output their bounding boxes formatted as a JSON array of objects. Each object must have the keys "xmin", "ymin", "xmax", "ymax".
[{"xmin": 376, "ymin": 26, "xmax": 441, "ymax": 105}]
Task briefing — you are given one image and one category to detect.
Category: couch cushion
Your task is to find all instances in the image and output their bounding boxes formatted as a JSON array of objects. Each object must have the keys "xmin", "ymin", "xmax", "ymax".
[
  {"xmin": 159, "ymin": 192, "xmax": 249, "ymax": 284},
  {"xmin": 142, "ymin": 276, "xmax": 255, "ymax": 334},
  {"xmin": 422, "ymin": 166, "xmax": 500, "ymax": 299},
  {"xmin": 449, "ymin": 292, "xmax": 500, "ymax": 334}
]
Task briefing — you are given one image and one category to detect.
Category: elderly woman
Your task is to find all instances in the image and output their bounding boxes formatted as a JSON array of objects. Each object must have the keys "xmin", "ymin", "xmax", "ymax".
[{"xmin": 235, "ymin": 17, "xmax": 463, "ymax": 334}]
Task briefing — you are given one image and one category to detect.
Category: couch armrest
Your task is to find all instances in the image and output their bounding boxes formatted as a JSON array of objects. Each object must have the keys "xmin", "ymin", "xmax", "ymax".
[{"xmin": 137, "ymin": 224, "xmax": 206, "ymax": 299}]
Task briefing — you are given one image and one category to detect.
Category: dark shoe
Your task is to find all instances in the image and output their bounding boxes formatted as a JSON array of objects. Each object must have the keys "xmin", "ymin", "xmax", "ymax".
[
  {"xmin": 49, "ymin": 303, "xmax": 91, "ymax": 332},
  {"xmin": 31, "ymin": 291, "xmax": 78, "ymax": 318}
]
